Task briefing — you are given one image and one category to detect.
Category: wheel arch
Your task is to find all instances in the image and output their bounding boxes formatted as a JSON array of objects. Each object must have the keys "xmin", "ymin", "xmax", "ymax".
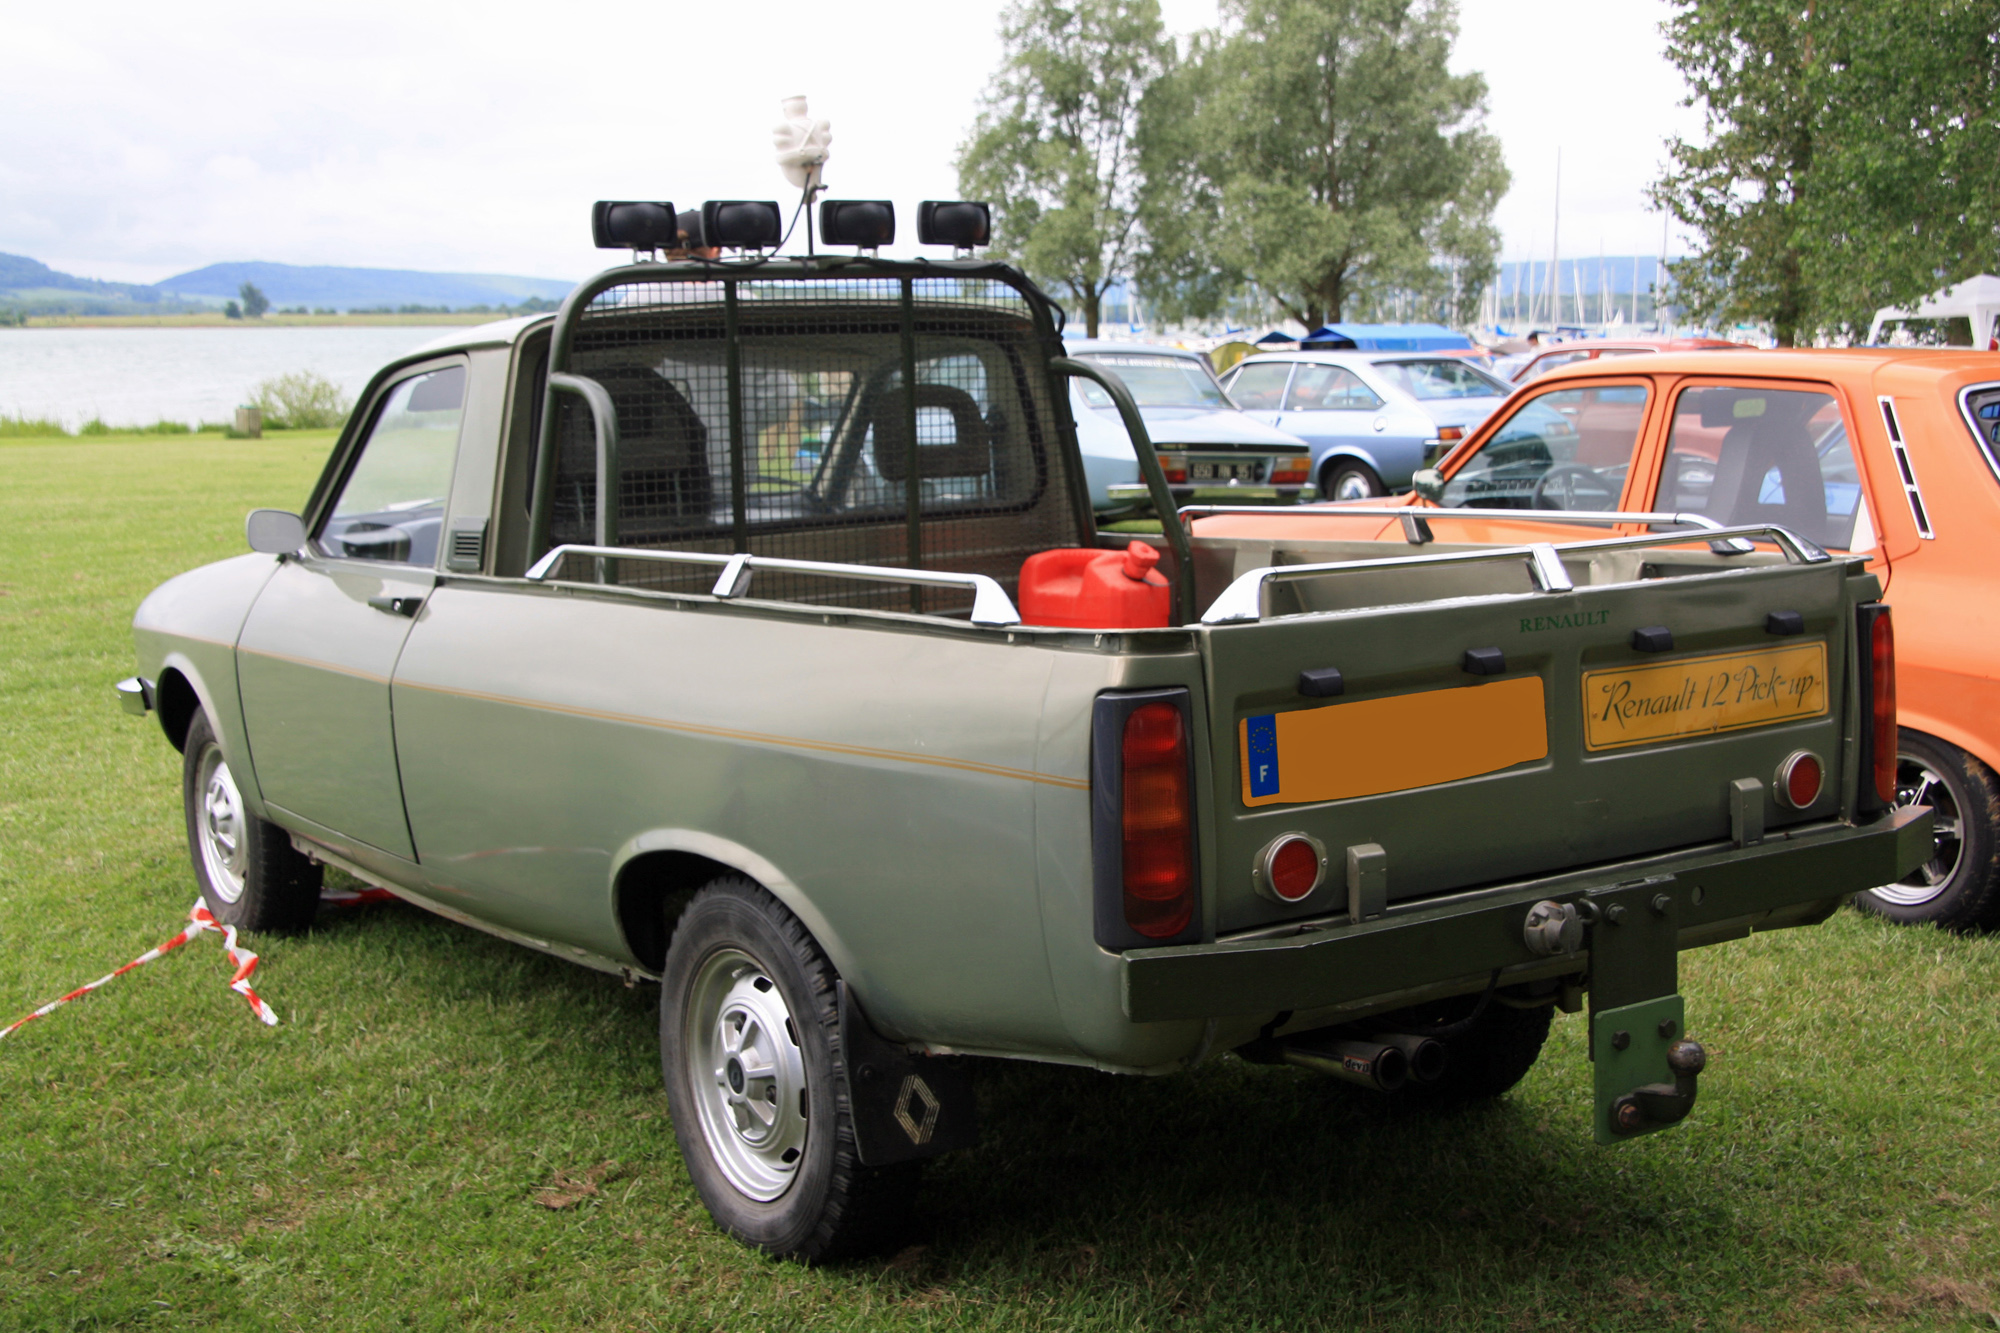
[
  {"xmin": 155, "ymin": 666, "xmax": 201, "ymax": 752},
  {"xmin": 611, "ymin": 830, "xmax": 857, "ymax": 980},
  {"xmin": 1317, "ymin": 450, "xmax": 1384, "ymax": 494},
  {"xmin": 1895, "ymin": 715, "xmax": 2000, "ymax": 781}
]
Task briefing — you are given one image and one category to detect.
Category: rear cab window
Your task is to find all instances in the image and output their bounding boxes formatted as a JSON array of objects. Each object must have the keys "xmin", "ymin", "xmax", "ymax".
[
  {"xmin": 1440, "ymin": 382, "xmax": 1652, "ymax": 512},
  {"xmin": 1652, "ymin": 382, "xmax": 1866, "ymax": 551}
]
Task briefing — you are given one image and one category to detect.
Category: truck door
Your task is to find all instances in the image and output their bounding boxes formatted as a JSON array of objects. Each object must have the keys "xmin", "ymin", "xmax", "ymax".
[{"xmin": 235, "ymin": 359, "xmax": 468, "ymax": 859}]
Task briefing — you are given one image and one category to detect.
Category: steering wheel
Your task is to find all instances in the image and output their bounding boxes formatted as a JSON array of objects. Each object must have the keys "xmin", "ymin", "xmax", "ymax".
[{"xmin": 1530, "ymin": 464, "xmax": 1618, "ymax": 511}]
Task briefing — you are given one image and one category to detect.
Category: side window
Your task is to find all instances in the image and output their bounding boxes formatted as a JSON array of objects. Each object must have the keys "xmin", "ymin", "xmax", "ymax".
[
  {"xmin": 1656, "ymin": 385, "xmax": 1859, "ymax": 549},
  {"xmin": 1441, "ymin": 384, "xmax": 1648, "ymax": 511},
  {"xmin": 1224, "ymin": 361, "xmax": 1292, "ymax": 410},
  {"xmin": 1284, "ymin": 364, "xmax": 1383, "ymax": 411},
  {"xmin": 318, "ymin": 364, "xmax": 465, "ymax": 565}
]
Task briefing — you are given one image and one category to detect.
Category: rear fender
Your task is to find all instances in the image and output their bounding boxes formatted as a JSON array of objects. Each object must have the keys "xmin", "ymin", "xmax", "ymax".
[{"xmin": 609, "ymin": 828, "xmax": 859, "ymax": 989}]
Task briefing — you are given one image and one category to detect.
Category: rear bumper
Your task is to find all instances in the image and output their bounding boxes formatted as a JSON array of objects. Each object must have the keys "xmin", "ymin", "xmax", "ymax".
[{"xmin": 1120, "ymin": 806, "xmax": 1933, "ymax": 1022}]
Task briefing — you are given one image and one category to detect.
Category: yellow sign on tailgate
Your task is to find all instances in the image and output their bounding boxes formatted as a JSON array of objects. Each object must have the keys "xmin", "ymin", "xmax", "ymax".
[{"xmin": 1581, "ymin": 642, "xmax": 1828, "ymax": 751}]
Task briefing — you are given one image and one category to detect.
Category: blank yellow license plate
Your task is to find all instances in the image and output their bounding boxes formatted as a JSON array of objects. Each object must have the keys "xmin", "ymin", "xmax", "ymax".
[{"xmin": 1581, "ymin": 642, "xmax": 1828, "ymax": 752}]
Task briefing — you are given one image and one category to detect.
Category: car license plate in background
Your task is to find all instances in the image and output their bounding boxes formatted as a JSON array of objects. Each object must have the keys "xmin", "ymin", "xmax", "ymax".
[
  {"xmin": 1581, "ymin": 643, "xmax": 1828, "ymax": 751},
  {"xmin": 1191, "ymin": 459, "xmax": 1262, "ymax": 481}
]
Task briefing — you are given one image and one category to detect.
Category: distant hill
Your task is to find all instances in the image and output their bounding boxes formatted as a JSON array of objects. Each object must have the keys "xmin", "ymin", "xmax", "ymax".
[
  {"xmin": 153, "ymin": 261, "xmax": 575, "ymax": 311},
  {"xmin": 0, "ymin": 251, "xmax": 576, "ymax": 317},
  {"xmin": 0, "ymin": 252, "xmax": 202, "ymax": 316}
]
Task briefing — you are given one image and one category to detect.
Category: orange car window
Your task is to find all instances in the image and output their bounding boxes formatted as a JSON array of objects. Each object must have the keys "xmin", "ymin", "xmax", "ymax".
[
  {"xmin": 1440, "ymin": 384, "xmax": 1649, "ymax": 512},
  {"xmin": 1655, "ymin": 385, "xmax": 1861, "ymax": 550}
]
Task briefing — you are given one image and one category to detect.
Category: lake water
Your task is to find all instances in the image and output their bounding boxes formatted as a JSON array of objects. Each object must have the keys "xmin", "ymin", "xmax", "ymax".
[{"xmin": 0, "ymin": 326, "xmax": 473, "ymax": 429}]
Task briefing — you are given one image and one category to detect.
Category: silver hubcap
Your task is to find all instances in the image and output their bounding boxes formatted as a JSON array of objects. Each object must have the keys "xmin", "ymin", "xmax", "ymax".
[
  {"xmin": 684, "ymin": 948, "xmax": 808, "ymax": 1202},
  {"xmin": 196, "ymin": 744, "xmax": 248, "ymax": 904},
  {"xmin": 1870, "ymin": 757, "xmax": 1964, "ymax": 907},
  {"xmin": 1333, "ymin": 471, "xmax": 1375, "ymax": 501}
]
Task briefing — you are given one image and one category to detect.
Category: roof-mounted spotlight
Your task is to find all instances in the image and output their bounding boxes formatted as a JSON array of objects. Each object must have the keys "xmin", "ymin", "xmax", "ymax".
[
  {"xmin": 687, "ymin": 200, "xmax": 783, "ymax": 252},
  {"xmin": 592, "ymin": 201, "xmax": 679, "ymax": 256},
  {"xmin": 917, "ymin": 200, "xmax": 992, "ymax": 256},
  {"xmin": 819, "ymin": 200, "xmax": 895, "ymax": 252}
]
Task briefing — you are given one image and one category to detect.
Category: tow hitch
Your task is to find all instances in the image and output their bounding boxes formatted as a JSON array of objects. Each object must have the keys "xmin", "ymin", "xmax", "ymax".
[{"xmin": 1524, "ymin": 874, "xmax": 1710, "ymax": 1143}]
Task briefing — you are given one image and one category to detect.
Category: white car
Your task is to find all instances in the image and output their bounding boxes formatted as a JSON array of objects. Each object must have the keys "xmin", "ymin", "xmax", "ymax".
[{"xmin": 1065, "ymin": 340, "xmax": 1313, "ymax": 509}]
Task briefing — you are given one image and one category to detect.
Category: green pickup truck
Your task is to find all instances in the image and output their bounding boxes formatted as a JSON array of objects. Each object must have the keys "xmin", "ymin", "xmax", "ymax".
[{"xmin": 119, "ymin": 247, "xmax": 1929, "ymax": 1261}]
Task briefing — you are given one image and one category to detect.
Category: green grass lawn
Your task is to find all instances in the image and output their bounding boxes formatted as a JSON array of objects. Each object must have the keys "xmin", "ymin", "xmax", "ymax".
[{"xmin": 1, "ymin": 433, "xmax": 1996, "ymax": 1331}]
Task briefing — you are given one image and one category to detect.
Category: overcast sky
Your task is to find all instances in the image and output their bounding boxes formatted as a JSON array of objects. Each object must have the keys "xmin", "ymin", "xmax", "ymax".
[{"xmin": 0, "ymin": 0, "xmax": 1703, "ymax": 285}]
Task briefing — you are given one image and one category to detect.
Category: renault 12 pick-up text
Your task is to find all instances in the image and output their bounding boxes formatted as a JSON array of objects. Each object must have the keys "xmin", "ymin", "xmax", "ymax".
[{"xmin": 117, "ymin": 198, "xmax": 1931, "ymax": 1261}]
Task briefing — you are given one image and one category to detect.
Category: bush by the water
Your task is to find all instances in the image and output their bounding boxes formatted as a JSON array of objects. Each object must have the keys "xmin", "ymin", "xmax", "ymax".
[{"xmin": 249, "ymin": 370, "xmax": 352, "ymax": 430}]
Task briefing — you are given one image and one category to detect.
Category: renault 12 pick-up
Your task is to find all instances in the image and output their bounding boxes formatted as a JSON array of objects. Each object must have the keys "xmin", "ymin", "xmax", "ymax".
[{"xmin": 116, "ymin": 197, "xmax": 1931, "ymax": 1261}]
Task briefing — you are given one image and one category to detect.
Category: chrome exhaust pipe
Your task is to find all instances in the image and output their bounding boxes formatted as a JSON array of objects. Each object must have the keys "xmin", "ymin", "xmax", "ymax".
[
  {"xmin": 1280, "ymin": 1038, "xmax": 1409, "ymax": 1092},
  {"xmin": 1371, "ymin": 1032, "xmax": 1449, "ymax": 1084}
]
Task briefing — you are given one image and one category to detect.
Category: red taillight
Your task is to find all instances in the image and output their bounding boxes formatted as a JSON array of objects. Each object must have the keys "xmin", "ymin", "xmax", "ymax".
[
  {"xmin": 1871, "ymin": 610, "xmax": 1897, "ymax": 804},
  {"xmin": 1777, "ymin": 750, "xmax": 1824, "ymax": 809},
  {"xmin": 1121, "ymin": 702, "xmax": 1194, "ymax": 939},
  {"xmin": 1437, "ymin": 426, "xmax": 1463, "ymax": 442},
  {"xmin": 1158, "ymin": 452, "xmax": 1188, "ymax": 484},
  {"xmin": 1270, "ymin": 457, "xmax": 1310, "ymax": 485}
]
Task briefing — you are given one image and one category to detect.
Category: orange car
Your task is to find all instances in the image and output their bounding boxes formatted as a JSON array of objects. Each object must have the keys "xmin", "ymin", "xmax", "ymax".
[{"xmin": 1195, "ymin": 350, "xmax": 2000, "ymax": 930}]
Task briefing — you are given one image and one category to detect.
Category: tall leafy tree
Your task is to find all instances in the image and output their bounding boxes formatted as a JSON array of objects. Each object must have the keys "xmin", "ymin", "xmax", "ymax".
[
  {"xmin": 1140, "ymin": 0, "xmax": 1506, "ymax": 330},
  {"xmin": 1651, "ymin": 1, "xmax": 2000, "ymax": 345},
  {"xmin": 957, "ymin": 0, "xmax": 1174, "ymax": 336}
]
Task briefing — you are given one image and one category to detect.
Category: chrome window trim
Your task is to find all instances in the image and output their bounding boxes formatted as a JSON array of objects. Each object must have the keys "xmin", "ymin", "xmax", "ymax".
[{"xmin": 1954, "ymin": 380, "xmax": 2000, "ymax": 491}]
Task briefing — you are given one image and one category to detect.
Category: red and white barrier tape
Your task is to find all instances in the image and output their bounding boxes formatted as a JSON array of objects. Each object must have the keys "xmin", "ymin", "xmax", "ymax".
[
  {"xmin": 2, "ymin": 885, "xmax": 401, "ymax": 1044},
  {"xmin": 0, "ymin": 899, "xmax": 278, "ymax": 1042}
]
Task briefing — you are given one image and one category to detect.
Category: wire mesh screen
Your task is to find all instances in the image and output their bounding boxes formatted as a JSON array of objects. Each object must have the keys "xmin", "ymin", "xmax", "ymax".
[{"xmin": 542, "ymin": 272, "xmax": 1082, "ymax": 614}]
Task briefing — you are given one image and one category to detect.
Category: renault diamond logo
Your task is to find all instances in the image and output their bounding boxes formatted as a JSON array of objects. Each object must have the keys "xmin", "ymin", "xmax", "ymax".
[{"xmin": 893, "ymin": 1074, "xmax": 941, "ymax": 1144}]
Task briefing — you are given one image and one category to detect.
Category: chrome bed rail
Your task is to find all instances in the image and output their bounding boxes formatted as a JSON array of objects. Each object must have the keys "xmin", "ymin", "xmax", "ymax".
[
  {"xmin": 523, "ymin": 543, "xmax": 1023, "ymax": 627},
  {"xmin": 1200, "ymin": 522, "xmax": 1832, "ymax": 625}
]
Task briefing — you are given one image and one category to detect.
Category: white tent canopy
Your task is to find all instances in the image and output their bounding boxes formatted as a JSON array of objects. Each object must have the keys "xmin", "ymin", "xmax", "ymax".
[{"xmin": 1869, "ymin": 274, "xmax": 2000, "ymax": 347}]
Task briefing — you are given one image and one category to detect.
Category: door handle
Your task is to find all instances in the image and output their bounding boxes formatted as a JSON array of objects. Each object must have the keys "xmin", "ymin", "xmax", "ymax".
[{"xmin": 366, "ymin": 595, "xmax": 424, "ymax": 617}]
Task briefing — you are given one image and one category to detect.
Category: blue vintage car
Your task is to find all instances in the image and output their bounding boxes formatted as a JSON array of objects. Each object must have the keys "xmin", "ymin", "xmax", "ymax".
[{"xmin": 1221, "ymin": 351, "xmax": 1513, "ymax": 500}]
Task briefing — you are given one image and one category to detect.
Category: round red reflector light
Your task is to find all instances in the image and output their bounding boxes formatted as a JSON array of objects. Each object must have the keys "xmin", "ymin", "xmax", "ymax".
[
  {"xmin": 1777, "ymin": 750, "xmax": 1823, "ymax": 810},
  {"xmin": 1260, "ymin": 835, "xmax": 1324, "ymax": 903}
]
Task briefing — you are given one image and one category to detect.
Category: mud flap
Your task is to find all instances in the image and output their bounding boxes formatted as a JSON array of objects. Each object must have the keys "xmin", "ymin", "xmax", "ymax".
[
  {"xmin": 1586, "ymin": 875, "xmax": 1706, "ymax": 1144},
  {"xmin": 836, "ymin": 981, "xmax": 978, "ymax": 1166}
]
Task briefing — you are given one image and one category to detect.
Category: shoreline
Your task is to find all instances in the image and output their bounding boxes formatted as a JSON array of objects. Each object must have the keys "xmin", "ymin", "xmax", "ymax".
[{"xmin": 7, "ymin": 311, "xmax": 505, "ymax": 329}]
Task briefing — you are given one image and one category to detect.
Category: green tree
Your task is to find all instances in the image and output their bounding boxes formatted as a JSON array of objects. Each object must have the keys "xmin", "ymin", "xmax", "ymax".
[
  {"xmin": 1651, "ymin": 1, "xmax": 2000, "ymax": 345},
  {"xmin": 239, "ymin": 281, "xmax": 270, "ymax": 319},
  {"xmin": 223, "ymin": 300, "xmax": 243, "ymax": 320},
  {"xmin": 1140, "ymin": 0, "xmax": 1506, "ymax": 330},
  {"xmin": 957, "ymin": 0, "xmax": 1174, "ymax": 336}
]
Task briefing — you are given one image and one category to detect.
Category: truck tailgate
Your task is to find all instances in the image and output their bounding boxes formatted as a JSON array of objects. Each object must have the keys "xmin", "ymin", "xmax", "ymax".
[{"xmin": 1198, "ymin": 560, "xmax": 1855, "ymax": 934}]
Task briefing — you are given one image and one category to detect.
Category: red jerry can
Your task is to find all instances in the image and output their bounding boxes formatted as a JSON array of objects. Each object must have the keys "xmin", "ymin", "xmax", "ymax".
[{"xmin": 1017, "ymin": 541, "xmax": 1172, "ymax": 629}]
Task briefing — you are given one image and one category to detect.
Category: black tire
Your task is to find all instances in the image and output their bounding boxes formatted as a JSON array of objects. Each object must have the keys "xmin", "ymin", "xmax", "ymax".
[
  {"xmin": 659, "ymin": 876, "xmax": 917, "ymax": 1262},
  {"xmin": 1388, "ymin": 997, "xmax": 1554, "ymax": 1105},
  {"xmin": 1855, "ymin": 730, "xmax": 2000, "ymax": 932},
  {"xmin": 181, "ymin": 710, "xmax": 321, "ymax": 932},
  {"xmin": 1323, "ymin": 459, "xmax": 1385, "ymax": 502}
]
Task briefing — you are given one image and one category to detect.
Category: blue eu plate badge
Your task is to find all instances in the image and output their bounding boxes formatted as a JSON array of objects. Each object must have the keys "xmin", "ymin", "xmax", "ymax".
[{"xmin": 1245, "ymin": 714, "xmax": 1280, "ymax": 798}]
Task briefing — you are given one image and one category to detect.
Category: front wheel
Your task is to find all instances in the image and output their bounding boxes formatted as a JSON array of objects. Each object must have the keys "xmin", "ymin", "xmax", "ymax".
[
  {"xmin": 1323, "ymin": 460, "xmax": 1385, "ymax": 502},
  {"xmin": 660, "ymin": 876, "xmax": 916, "ymax": 1261},
  {"xmin": 1855, "ymin": 731, "xmax": 2000, "ymax": 932},
  {"xmin": 182, "ymin": 711, "xmax": 321, "ymax": 932}
]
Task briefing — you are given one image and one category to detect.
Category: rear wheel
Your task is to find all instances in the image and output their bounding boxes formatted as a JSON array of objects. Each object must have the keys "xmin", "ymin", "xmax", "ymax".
[
  {"xmin": 182, "ymin": 711, "xmax": 321, "ymax": 932},
  {"xmin": 1856, "ymin": 731, "xmax": 2000, "ymax": 932},
  {"xmin": 660, "ymin": 876, "xmax": 916, "ymax": 1261},
  {"xmin": 1323, "ymin": 459, "xmax": 1385, "ymax": 502}
]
